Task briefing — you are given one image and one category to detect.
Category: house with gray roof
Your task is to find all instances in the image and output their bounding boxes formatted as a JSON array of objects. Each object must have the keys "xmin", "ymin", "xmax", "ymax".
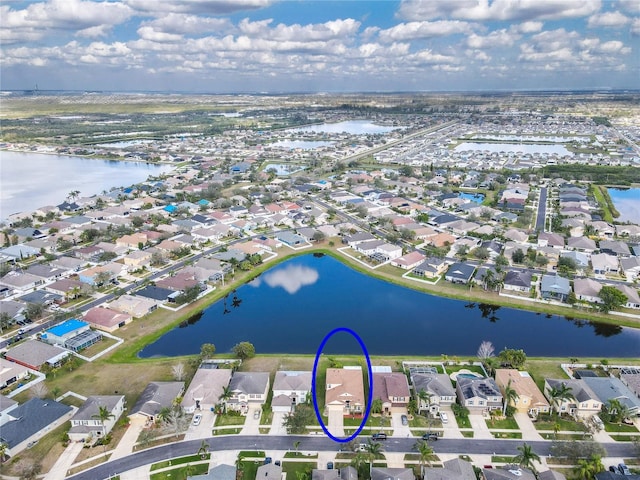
[
  {"xmin": 188, "ymin": 464, "xmax": 237, "ymax": 480},
  {"xmin": 581, "ymin": 376, "xmax": 640, "ymax": 416},
  {"xmin": 503, "ymin": 270, "xmax": 533, "ymax": 292},
  {"xmin": 423, "ymin": 458, "xmax": 476, "ymax": 480},
  {"xmin": 0, "ymin": 397, "xmax": 73, "ymax": 457},
  {"xmin": 540, "ymin": 274, "xmax": 571, "ymax": 302},
  {"xmin": 483, "ymin": 467, "xmax": 536, "ymax": 480},
  {"xmin": 255, "ymin": 463, "xmax": 282, "ymax": 480},
  {"xmin": 444, "ymin": 262, "xmax": 476, "ymax": 284},
  {"xmin": 411, "ymin": 373, "xmax": 456, "ymax": 415},
  {"xmin": 226, "ymin": 372, "xmax": 270, "ymax": 415},
  {"xmin": 591, "ymin": 253, "xmax": 619, "ymax": 275},
  {"xmin": 538, "ymin": 470, "xmax": 567, "ymax": 480},
  {"xmin": 620, "ymin": 256, "xmax": 640, "ymax": 281},
  {"xmin": 456, "ymin": 377, "xmax": 503, "ymax": 413},
  {"xmin": 276, "ymin": 231, "xmax": 307, "ymax": 247},
  {"xmin": 413, "ymin": 257, "xmax": 447, "ymax": 279},
  {"xmin": 599, "ymin": 240, "xmax": 631, "ymax": 257},
  {"xmin": 573, "ymin": 278, "xmax": 603, "ymax": 304},
  {"xmin": 129, "ymin": 381, "xmax": 184, "ymax": 423},
  {"xmin": 312, "ymin": 467, "xmax": 358, "ymax": 480},
  {"xmin": 561, "ymin": 251, "xmax": 589, "ymax": 269},
  {"xmin": 543, "ymin": 379, "xmax": 602, "ymax": 418},
  {"xmin": 567, "ymin": 236, "xmax": 597, "ymax": 253},
  {"xmin": 272, "ymin": 371, "xmax": 312, "ymax": 413},
  {"xmin": 0, "ymin": 395, "xmax": 19, "ymax": 426},
  {"xmin": 4, "ymin": 339, "xmax": 70, "ymax": 371},
  {"xmin": 371, "ymin": 468, "xmax": 415, "ymax": 480},
  {"xmin": 68, "ymin": 395, "xmax": 125, "ymax": 442}
]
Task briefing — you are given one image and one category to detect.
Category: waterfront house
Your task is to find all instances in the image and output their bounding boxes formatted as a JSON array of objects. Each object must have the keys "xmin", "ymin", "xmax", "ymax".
[
  {"xmin": 573, "ymin": 278, "xmax": 603, "ymax": 304},
  {"xmin": 372, "ymin": 372, "xmax": 410, "ymax": 415},
  {"xmin": 128, "ymin": 381, "xmax": 184, "ymax": 425},
  {"xmin": 503, "ymin": 270, "xmax": 533, "ymax": 293},
  {"xmin": 617, "ymin": 284, "xmax": 640, "ymax": 309},
  {"xmin": 68, "ymin": 395, "xmax": 125, "ymax": 442},
  {"xmin": 226, "ymin": 372, "xmax": 270, "ymax": 415},
  {"xmin": 544, "ymin": 379, "xmax": 602, "ymax": 418},
  {"xmin": 182, "ymin": 364, "xmax": 232, "ymax": 414},
  {"xmin": 444, "ymin": 262, "xmax": 476, "ymax": 284},
  {"xmin": 391, "ymin": 251, "xmax": 426, "ymax": 270},
  {"xmin": 411, "ymin": 372, "xmax": 456, "ymax": 415},
  {"xmin": 326, "ymin": 367, "xmax": 366, "ymax": 416},
  {"xmin": 495, "ymin": 369, "xmax": 550, "ymax": 415},
  {"xmin": 456, "ymin": 377, "xmax": 503, "ymax": 413},
  {"xmin": 581, "ymin": 377, "xmax": 640, "ymax": 417},
  {"xmin": 540, "ymin": 274, "xmax": 571, "ymax": 302},
  {"xmin": 272, "ymin": 371, "xmax": 312, "ymax": 414}
]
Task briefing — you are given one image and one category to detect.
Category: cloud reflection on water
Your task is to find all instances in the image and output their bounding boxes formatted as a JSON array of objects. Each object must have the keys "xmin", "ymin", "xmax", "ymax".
[{"xmin": 251, "ymin": 264, "xmax": 319, "ymax": 294}]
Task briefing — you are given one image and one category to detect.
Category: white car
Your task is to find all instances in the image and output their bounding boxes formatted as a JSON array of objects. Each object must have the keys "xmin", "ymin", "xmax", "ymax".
[
  {"xmin": 440, "ymin": 412, "xmax": 449, "ymax": 424},
  {"xmin": 192, "ymin": 414, "xmax": 202, "ymax": 426},
  {"xmin": 253, "ymin": 410, "xmax": 261, "ymax": 419}
]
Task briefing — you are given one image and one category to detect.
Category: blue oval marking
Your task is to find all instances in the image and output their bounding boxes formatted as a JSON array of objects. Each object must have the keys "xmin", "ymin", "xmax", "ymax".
[{"xmin": 311, "ymin": 327, "xmax": 373, "ymax": 443}]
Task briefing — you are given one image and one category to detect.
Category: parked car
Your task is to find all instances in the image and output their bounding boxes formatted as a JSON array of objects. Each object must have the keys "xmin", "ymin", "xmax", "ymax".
[
  {"xmin": 192, "ymin": 414, "xmax": 202, "ymax": 426},
  {"xmin": 401, "ymin": 414, "xmax": 408, "ymax": 425},
  {"xmin": 327, "ymin": 462, "xmax": 334, "ymax": 470},
  {"xmin": 422, "ymin": 433, "xmax": 438, "ymax": 441},
  {"xmin": 609, "ymin": 467, "xmax": 618, "ymax": 473},
  {"xmin": 440, "ymin": 412, "xmax": 449, "ymax": 424},
  {"xmin": 372, "ymin": 433, "xmax": 387, "ymax": 441},
  {"xmin": 264, "ymin": 457, "xmax": 272, "ymax": 465},
  {"xmin": 253, "ymin": 409, "xmax": 261, "ymax": 419},
  {"xmin": 275, "ymin": 461, "xmax": 281, "ymax": 466},
  {"xmin": 618, "ymin": 464, "xmax": 631, "ymax": 476}
]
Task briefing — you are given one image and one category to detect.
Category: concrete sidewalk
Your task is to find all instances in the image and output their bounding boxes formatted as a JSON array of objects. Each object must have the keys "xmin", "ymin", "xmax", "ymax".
[
  {"xmin": 468, "ymin": 414, "xmax": 493, "ymax": 439},
  {"xmin": 43, "ymin": 441, "xmax": 84, "ymax": 480}
]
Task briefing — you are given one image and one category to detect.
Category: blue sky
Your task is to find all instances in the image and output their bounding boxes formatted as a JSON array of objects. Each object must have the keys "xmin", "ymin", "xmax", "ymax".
[{"xmin": 1, "ymin": 0, "xmax": 639, "ymax": 93}]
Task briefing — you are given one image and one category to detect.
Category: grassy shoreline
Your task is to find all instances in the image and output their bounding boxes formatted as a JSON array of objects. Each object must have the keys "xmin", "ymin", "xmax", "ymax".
[{"xmin": 108, "ymin": 244, "xmax": 638, "ymax": 364}]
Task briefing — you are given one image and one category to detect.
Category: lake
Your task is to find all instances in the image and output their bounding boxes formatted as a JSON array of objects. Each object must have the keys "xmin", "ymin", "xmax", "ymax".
[
  {"xmin": 138, "ymin": 254, "xmax": 640, "ymax": 358},
  {"xmin": 607, "ymin": 188, "xmax": 640, "ymax": 224},
  {"xmin": 270, "ymin": 140, "xmax": 334, "ymax": 149},
  {"xmin": 289, "ymin": 121, "xmax": 402, "ymax": 135},
  {"xmin": 263, "ymin": 163, "xmax": 307, "ymax": 176},
  {"xmin": 455, "ymin": 142, "xmax": 572, "ymax": 156},
  {"xmin": 0, "ymin": 150, "xmax": 173, "ymax": 221},
  {"xmin": 459, "ymin": 192, "xmax": 485, "ymax": 203}
]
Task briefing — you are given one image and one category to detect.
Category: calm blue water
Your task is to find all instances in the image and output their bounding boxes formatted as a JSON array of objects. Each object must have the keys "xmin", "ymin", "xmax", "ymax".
[
  {"xmin": 289, "ymin": 121, "xmax": 401, "ymax": 135},
  {"xmin": 607, "ymin": 188, "xmax": 640, "ymax": 224},
  {"xmin": 459, "ymin": 192, "xmax": 485, "ymax": 203},
  {"xmin": 139, "ymin": 255, "xmax": 640, "ymax": 358},
  {"xmin": 0, "ymin": 150, "xmax": 172, "ymax": 220}
]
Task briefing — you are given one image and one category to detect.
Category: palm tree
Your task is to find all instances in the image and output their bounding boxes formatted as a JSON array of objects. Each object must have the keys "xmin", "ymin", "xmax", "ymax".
[
  {"xmin": 0, "ymin": 442, "xmax": 7, "ymax": 462},
  {"xmin": 418, "ymin": 390, "xmax": 433, "ymax": 415},
  {"xmin": 92, "ymin": 405, "xmax": 115, "ymax": 452},
  {"xmin": 197, "ymin": 440, "xmax": 209, "ymax": 459},
  {"xmin": 503, "ymin": 380, "xmax": 519, "ymax": 417},
  {"xmin": 218, "ymin": 386, "xmax": 233, "ymax": 413},
  {"xmin": 605, "ymin": 398, "xmax": 629, "ymax": 425},
  {"xmin": 548, "ymin": 383, "xmax": 575, "ymax": 417},
  {"xmin": 573, "ymin": 455, "xmax": 604, "ymax": 480},
  {"xmin": 293, "ymin": 440, "xmax": 300, "ymax": 454},
  {"xmin": 413, "ymin": 439, "xmax": 434, "ymax": 470},
  {"xmin": 364, "ymin": 439, "xmax": 383, "ymax": 465},
  {"xmin": 157, "ymin": 406, "xmax": 171, "ymax": 424},
  {"xmin": 513, "ymin": 443, "xmax": 541, "ymax": 476}
]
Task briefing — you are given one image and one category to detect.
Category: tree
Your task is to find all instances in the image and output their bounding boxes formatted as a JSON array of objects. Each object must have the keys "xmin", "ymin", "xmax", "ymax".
[
  {"xmin": 232, "ymin": 341, "xmax": 256, "ymax": 360},
  {"xmin": 417, "ymin": 390, "xmax": 433, "ymax": 415},
  {"xmin": 477, "ymin": 340, "xmax": 495, "ymax": 361},
  {"xmin": 496, "ymin": 254, "xmax": 510, "ymax": 267},
  {"xmin": 94, "ymin": 270, "xmax": 113, "ymax": 287},
  {"xmin": 550, "ymin": 440, "xmax": 605, "ymax": 464},
  {"xmin": 473, "ymin": 247, "xmax": 490, "ymax": 261},
  {"xmin": 573, "ymin": 455, "xmax": 604, "ymax": 480},
  {"xmin": 0, "ymin": 312, "xmax": 9, "ymax": 334},
  {"xmin": 503, "ymin": 379, "xmax": 519, "ymax": 417},
  {"xmin": 363, "ymin": 438, "xmax": 383, "ymax": 464},
  {"xmin": 15, "ymin": 460, "xmax": 42, "ymax": 480},
  {"xmin": 31, "ymin": 381, "xmax": 48, "ymax": 399},
  {"xmin": 371, "ymin": 398, "xmax": 383, "ymax": 415},
  {"xmin": 548, "ymin": 383, "xmax": 575, "ymax": 416},
  {"xmin": 283, "ymin": 404, "xmax": 315, "ymax": 434},
  {"xmin": 498, "ymin": 348, "xmax": 527, "ymax": 369},
  {"xmin": 312, "ymin": 231, "xmax": 326, "ymax": 242},
  {"xmin": 598, "ymin": 286, "xmax": 627, "ymax": 313},
  {"xmin": 92, "ymin": 405, "xmax": 115, "ymax": 446},
  {"xmin": 218, "ymin": 386, "xmax": 233, "ymax": 413},
  {"xmin": 150, "ymin": 251, "xmax": 167, "ymax": 267},
  {"xmin": 513, "ymin": 443, "xmax": 541, "ymax": 476},
  {"xmin": 197, "ymin": 440, "xmax": 209, "ymax": 459},
  {"xmin": 413, "ymin": 439, "xmax": 434, "ymax": 469},
  {"xmin": 172, "ymin": 362, "xmax": 186, "ymax": 381},
  {"xmin": 603, "ymin": 398, "xmax": 629, "ymax": 425},
  {"xmin": 512, "ymin": 248, "xmax": 525, "ymax": 264},
  {"xmin": 199, "ymin": 343, "xmax": 216, "ymax": 359}
]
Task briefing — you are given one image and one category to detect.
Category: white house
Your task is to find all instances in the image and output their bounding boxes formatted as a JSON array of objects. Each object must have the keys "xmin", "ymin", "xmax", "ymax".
[
  {"xmin": 271, "ymin": 371, "xmax": 312, "ymax": 413},
  {"xmin": 68, "ymin": 395, "xmax": 125, "ymax": 442}
]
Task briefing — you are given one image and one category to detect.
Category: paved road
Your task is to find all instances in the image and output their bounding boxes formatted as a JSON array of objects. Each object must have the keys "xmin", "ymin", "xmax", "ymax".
[
  {"xmin": 535, "ymin": 187, "xmax": 548, "ymax": 232},
  {"xmin": 66, "ymin": 435, "xmax": 639, "ymax": 480}
]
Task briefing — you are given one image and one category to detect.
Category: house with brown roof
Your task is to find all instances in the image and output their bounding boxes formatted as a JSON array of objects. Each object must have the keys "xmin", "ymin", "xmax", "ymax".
[
  {"xmin": 182, "ymin": 365, "xmax": 232, "ymax": 414},
  {"xmin": 108, "ymin": 294, "xmax": 157, "ymax": 318},
  {"xmin": 390, "ymin": 251, "xmax": 426, "ymax": 270},
  {"xmin": 495, "ymin": 369, "xmax": 550, "ymax": 415},
  {"xmin": 573, "ymin": 278, "xmax": 603, "ymax": 304},
  {"xmin": 83, "ymin": 306, "xmax": 132, "ymax": 332},
  {"xmin": 155, "ymin": 271, "xmax": 200, "ymax": 292},
  {"xmin": 325, "ymin": 367, "xmax": 365, "ymax": 416},
  {"xmin": 372, "ymin": 372, "xmax": 410, "ymax": 414}
]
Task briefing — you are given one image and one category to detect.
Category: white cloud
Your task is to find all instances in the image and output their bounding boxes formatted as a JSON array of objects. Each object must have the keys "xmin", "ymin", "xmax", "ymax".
[
  {"xmin": 587, "ymin": 11, "xmax": 630, "ymax": 28},
  {"xmin": 397, "ymin": 0, "xmax": 601, "ymax": 21},
  {"xmin": 512, "ymin": 21, "xmax": 544, "ymax": 33},
  {"xmin": 142, "ymin": 13, "xmax": 233, "ymax": 35},
  {"xmin": 124, "ymin": 0, "xmax": 273, "ymax": 15},
  {"xmin": 238, "ymin": 18, "xmax": 361, "ymax": 42},
  {"xmin": 618, "ymin": 0, "xmax": 640, "ymax": 14},
  {"xmin": 632, "ymin": 18, "xmax": 640, "ymax": 35},
  {"xmin": 378, "ymin": 20, "xmax": 474, "ymax": 42},
  {"xmin": 1, "ymin": 0, "xmax": 133, "ymax": 44},
  {"xmin": 137, "ymin": 26, "xmax": 184, "ymax": 43},
  {"xmin": 466, "ymin": 29, "xmax": 520, "ymax": 49}
]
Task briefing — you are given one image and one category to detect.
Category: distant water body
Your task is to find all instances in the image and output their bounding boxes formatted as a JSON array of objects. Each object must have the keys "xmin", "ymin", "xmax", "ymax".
[
  {"xmin": 607, "ymin": 188, "xmax": 640, "ymax": 224},
  {"xmin": 0, "ymin": 150, "xmax": 172, "ymax": 220}
]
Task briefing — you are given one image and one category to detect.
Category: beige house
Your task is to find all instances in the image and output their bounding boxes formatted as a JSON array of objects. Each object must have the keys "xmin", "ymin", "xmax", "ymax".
[
  {"xmin": 325, "ymin": 367, "xmax": 365, "ymax": 416},
  {"xmin": 495, "ymin": 369, "xmax": 550, "ymax": 415},
  {"xmin": 182, "ymin": 366, "xmax": 232, "ymax": 414},
  {"xmin": 108, "ymin": 294, "xmax": 158, "ymax": 318},
  {"xmin": 123, "ymin": 250, "xmax": 152, "ymax": 268},
  {"xmin": 544, "ymin": 379, "xmax": 603, "ymax": 418},
  {"xmin": 83, "ymin": 306, "xmax": 132, "ymax": 333}
]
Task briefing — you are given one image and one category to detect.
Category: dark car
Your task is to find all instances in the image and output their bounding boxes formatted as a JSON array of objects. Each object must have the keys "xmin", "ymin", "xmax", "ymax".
[
  {"xmin": 422, "ymin": 433, "xmax": 438, "ymax": 441},
  {"xmin": 264, "ymin": 457, "xmax": 272, "ymax": 465},
  {"xmin": 372, "ymin": 433, "xmax": 387, "ymax": 441},
  {"xmin": 327, "ymin": 462, "xmax": 334, "ymax": 470}
]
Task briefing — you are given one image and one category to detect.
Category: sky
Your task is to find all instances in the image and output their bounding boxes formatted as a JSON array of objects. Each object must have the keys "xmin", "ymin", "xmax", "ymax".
[{"xmin": 1, "ymin": 0, "xmax": 639, "ymax": 93}]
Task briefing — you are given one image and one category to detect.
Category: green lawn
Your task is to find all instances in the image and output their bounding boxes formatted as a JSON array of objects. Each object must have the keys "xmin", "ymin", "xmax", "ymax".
[
  {"xmin": 493, "ymin": 432, "xmax": 522, "ymax": 439},
  {"xmin": 149, "ymin": 463, "xmax": 208, "ymax": 480},
  {"xmin": 215, "ymin": 413, "xmax": 246, "ymax": 427},
  {"xmin": 239, "ymin": 460, "xmax": 262, "ymax": 480},
  {"xmin": 282, "ymin": 462, "xmax": 317, "ymax": 480},
  {"xmin": 486, "ymin": 416, "xmax": 519, "ymax": 429},
  {"xmin": 604, "ymin": 422, "xmax": 638, "ymax": 433},
  {"xmin": 534, "ymin": 415, "xmax": 586, "ymax": 432},
  {"xmin": 454, "ymin": 415, "xmax": 472, "ymax": 429},
  {"xmin": 410, "ymin": 415, "xmax": 442, "ymax": 429},
  {"xmin": 461, "ymin": 431, "xmax": 474, "ymax": 438},
  {"xmin": 151, "ymin": 454, "xmax": 210, "ymax": 471}
]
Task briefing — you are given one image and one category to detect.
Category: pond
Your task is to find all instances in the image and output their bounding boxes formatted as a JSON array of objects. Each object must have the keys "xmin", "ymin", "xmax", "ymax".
[
  {"xmin": 459, "ymin": 192, "xmax": 485, "ymax": 203},
  {"xmin": 138, "ymin": 254, "xmax": 640, "ymax": 358},
  {"xmin": 263, "ymin": 163, "xmax": 307, "ymax": 176},
  {"xmin": 270, "ymin": 140, "xmax": 334, "ymax": 149},
  {"xmin": 289, "ymin": 121, "xmax": 402, "ymax": 135},
  {"xmin": 607, "ymin": 188, "xmax": 640, "ymax": 224}
]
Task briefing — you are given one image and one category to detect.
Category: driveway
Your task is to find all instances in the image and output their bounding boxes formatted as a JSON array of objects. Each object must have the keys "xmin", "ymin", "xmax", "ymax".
[
  {"xmin": 185, "ymin": 409, "xmax": 216, "ymax": 441},
  {"xmin": 327, "ymin": 407, "xmax": 344, "ymax": 438},
  {"xmin": 110, "ymin": 416, "xmax": 146, "ymax": 461},
  {"xmin": 391, "ymin": 413, "xmax": 411, "ymax": 437},
  {"xmin": 43, "ymin": 441, "xmax": 84, "ymax": 480},
  {"xmin": 240, "ymin": 407, "xmax": 262, "ymax": 435},
  {"xmin": 514, "ymin": 413, "xmax": 544, "ymax": 441},
  {"xmin": 269, "ymin": 411, "xmax": 288, "ymax": 435},
  {"xmin": 439, "ymin": 406, "xmax": 464, "ymax": 439},
  {"xmin": 468, "ymin": 413, "xmax": 493, "ymax": 439}
]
